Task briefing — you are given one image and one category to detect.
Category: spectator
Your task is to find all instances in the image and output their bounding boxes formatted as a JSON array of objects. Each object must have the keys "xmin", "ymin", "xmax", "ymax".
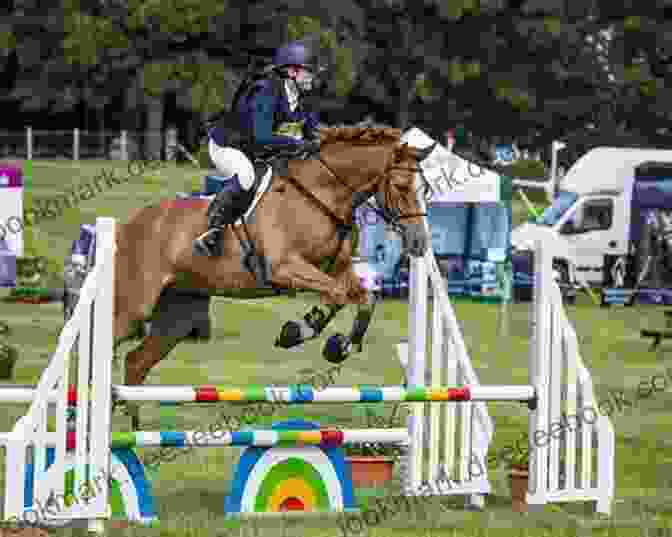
[{"xmin": 374, "ymin": 244, "xmax": 386, "ymax": 264}]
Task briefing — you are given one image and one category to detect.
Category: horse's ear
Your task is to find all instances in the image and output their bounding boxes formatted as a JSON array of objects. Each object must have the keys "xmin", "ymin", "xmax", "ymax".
[{"xmin": 397, "ymin": 142, "xmax": 411, "ymax": 161}]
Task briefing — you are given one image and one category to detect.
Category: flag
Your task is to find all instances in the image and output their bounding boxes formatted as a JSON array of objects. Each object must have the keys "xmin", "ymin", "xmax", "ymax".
[{"xmin": 445, "ymin": 130, "xmax": 455, "ymax": 152}]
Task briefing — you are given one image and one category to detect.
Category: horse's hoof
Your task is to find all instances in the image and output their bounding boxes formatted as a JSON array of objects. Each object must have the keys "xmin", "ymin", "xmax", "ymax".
[
  {"xmin": 323, "ymin": 334, "xmax": 352, "ymax": 364},
  {"xmin": 275, "ymin": 321, "xmax": 304, "ymax": 349}
]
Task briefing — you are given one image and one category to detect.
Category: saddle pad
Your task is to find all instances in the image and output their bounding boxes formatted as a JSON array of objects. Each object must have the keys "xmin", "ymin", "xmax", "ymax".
[
  {"xmin": 171, "ymin": 168, "xmax": 273, "ymax": 226},
  {"xmin": 234, "ymin": 167, "xmax": 273, "ymax": 226}
]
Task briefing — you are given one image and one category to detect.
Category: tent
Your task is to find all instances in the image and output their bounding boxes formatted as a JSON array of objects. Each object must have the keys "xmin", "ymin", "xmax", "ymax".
[{"xmin": 354, "ymin": 128, "xmax": 513, "ymax": 301}]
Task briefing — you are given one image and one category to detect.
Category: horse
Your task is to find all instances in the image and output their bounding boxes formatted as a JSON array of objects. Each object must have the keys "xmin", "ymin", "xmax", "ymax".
[{"xmin": 79, "ymin": 127, "xmax": 434, "ymax": 406}]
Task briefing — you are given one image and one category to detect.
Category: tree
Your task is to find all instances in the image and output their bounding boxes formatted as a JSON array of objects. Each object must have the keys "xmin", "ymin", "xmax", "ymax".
[
  {"xmin": 59, "ymin": 2, "xmax": 359, "ymax": 155},
  {"xmin": 1, "ymin": 3, "xmax": 83, "ymax": 121},
  {"xmin": 347, "ymin": 0, "xmax": 483, "ymax": 129}
]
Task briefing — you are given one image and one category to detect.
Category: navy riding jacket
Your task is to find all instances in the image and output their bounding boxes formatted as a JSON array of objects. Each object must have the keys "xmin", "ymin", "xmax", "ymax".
[{"xmin": 209, "ymin": 78, "xmax": 319, "ymax": 147}]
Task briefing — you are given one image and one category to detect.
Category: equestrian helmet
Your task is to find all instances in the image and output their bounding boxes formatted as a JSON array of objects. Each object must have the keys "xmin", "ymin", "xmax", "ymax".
[{"xmin": 273, "ymin": 41, "xmax": 314, "ymax": 69}]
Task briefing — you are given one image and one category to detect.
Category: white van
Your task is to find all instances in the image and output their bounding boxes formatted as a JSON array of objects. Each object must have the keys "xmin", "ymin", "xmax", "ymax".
[{"xmin": 511, "ymin": 147, "xmax": 672, "ymax": 287}]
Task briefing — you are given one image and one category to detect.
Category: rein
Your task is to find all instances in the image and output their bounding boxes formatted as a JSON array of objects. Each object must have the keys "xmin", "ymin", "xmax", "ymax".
[{"xmin": 278, "ymin": 142, "xmax": 431, "ymax": 273}]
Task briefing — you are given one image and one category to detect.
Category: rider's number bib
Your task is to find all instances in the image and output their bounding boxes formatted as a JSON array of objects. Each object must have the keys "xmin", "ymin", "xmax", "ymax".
[{"xmin": 275, "ymin": 121, "xmax": 304, "ymax": 140}]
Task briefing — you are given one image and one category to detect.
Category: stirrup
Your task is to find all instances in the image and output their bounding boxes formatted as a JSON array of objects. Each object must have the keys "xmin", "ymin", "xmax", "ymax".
[
  {"xmin": 194, "ymin": 227, "xmax": 220, "ymax": 242},
  {"xmin": 193, "ymin": 228, "xmax": 223, "ymax": 257}
]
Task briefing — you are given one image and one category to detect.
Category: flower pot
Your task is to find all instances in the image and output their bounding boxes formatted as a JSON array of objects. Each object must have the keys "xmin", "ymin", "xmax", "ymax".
[
  {"xmin": 347, "ymin": 456, "xmax": 395, "ymax": 487},
  {"xmin": 509, "ymin": 466, "xmax": 529, "ymax": 513}
]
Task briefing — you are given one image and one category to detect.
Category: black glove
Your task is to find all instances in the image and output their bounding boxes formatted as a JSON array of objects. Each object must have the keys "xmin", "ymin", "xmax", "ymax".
[{"xmin": 300, "ymin": 138, "xmax": 321, "ymax": 155}]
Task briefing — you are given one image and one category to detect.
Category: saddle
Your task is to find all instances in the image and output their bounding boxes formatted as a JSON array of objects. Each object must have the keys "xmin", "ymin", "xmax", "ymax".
[
  {"xmin": 248, "ymin": 142, "xmax": 317, "ymax": 175},
  {"xmin": 208, "ymin": 143, "xmax": 319, "ymax": 287}
]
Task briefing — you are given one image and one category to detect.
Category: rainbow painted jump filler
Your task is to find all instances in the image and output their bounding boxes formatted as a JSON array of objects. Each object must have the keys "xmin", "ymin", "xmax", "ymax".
[{"xmin": 0, "ymin": 214, "xmax": 615, "ymax": 534}]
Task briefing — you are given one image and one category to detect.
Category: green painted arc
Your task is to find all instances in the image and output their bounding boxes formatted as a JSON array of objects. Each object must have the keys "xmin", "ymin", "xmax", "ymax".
[{"xmin": 254, "ymin": 457, "xmax": 332, "ymax": 512}]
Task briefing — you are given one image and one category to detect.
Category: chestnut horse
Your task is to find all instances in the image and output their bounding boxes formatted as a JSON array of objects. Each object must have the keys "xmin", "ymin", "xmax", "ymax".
[{"xmin": 105, "ymin": 127, "xmax": 432, "ymax": 393}]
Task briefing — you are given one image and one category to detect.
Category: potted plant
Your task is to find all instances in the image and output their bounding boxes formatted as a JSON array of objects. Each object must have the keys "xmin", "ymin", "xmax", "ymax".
[
  {"xmin": 345, "ymin": 404, "xmax": 406, "ymax": 487},
  {"xmin": 345, "ymin": 441, "xmax": 400, "ymax": 487},
  {"xmin": 508, "ymin": 440, "xmax": 530, "ymax": 513},
  {"xmin": 9, "ymin": 256, "xmax": 57, "ymax": 303}
]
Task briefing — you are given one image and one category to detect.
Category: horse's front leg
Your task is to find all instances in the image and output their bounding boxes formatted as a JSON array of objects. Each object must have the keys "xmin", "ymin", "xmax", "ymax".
[
  {"xmin": 275, "ymin": 302, "xmax": 345, "ymax": 349},
  {"xmin": 272, "ymin": 257, "xmax": 351, "ymax": 303},
  {"xmin": 272, "ymin": 258, "xmax": 349, "ymax": 349},
  {"xmin": 319, "ymin": 264, "xmax": 378, "ymax": 364},
  {"xmin": 323, "ymin": 292, "xmax": 378, "ymax": 364}
]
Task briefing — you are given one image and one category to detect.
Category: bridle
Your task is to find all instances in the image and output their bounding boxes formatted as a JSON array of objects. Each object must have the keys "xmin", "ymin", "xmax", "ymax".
[
  {"xmin": 276, "ymin": 141, "xmax": 436, "ymax": 272},
  {"xmin": 370, "ymin": 143, "xmax": 436, "ymax": 236}
]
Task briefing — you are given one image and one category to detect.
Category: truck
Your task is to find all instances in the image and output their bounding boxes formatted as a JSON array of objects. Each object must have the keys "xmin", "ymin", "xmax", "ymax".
[{"xmin": 511, "ymin": 147, "xmax": 672, "ymax": 289}]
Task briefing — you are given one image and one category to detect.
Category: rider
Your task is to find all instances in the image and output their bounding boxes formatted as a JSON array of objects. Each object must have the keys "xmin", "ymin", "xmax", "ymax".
[{"xmin": 193, "ymin": 39, "xmax": 325, "ymax": 257}]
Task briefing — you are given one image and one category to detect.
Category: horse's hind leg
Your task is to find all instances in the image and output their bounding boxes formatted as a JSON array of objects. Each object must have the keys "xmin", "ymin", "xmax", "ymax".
[
  {"xmin": 123, "ymin": 290, "xmax": 206, "ymax": 385},
  {"xmin": 124, "ymin": 334, "xmax": 183, "ymax": 386},
  {"xmin": 124, "ymin": 334, "xmax": 182, "ymax": 429},
  {"xmin": 123, "ymin": 291, "xmax": 209, "ymax": 428}
]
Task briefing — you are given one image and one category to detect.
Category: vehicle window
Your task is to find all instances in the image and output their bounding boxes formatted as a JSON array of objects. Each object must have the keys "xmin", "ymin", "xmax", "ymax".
[{"xmin": 576, "ymin": 199, "xmax": 613, "ymax": 232}]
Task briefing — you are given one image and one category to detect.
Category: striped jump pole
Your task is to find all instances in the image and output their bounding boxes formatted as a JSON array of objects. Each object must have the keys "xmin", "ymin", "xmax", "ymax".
[
  {"xmin": 0, "ymin": 429, "xmax": 410, "ymax": 450},
  {"xmin": 0, "ymin": 384, "xmax": 536, "ymax": 404}
]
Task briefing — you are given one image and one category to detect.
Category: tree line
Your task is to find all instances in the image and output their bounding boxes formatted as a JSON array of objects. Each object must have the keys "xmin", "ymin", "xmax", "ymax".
[{"xmin": 1, "ymin": 0, "xmax": 671, "ymax": 159}]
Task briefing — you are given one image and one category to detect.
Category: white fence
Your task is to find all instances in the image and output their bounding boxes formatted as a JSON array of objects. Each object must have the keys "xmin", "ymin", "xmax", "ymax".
[
  {"xmin": 3, "ymin": 218, "xmax": 115, "ymax": 532},
  {"xmin": 0, "ymin": 128, "xmax": 180, "ymax": 161}
]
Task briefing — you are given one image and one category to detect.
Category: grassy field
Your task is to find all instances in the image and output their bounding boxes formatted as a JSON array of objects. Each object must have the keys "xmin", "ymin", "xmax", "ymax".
[{"xmin": 0, "ymin": 159, "xmax": 670, "ymax": 536}]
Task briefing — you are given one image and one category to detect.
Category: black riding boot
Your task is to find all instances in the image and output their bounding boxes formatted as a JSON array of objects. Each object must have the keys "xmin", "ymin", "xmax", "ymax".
[{"xmin": 193, "ymin": 176, "xmax": 253, "ymax": 257}]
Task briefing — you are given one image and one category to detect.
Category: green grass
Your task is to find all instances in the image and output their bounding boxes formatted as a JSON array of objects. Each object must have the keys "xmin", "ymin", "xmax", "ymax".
[{"xmin": 0, "ymin": 159, "xmax": 668, "ymax": 536}]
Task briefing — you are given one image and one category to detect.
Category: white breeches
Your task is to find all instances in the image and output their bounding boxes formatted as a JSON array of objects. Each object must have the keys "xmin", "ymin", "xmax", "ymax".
[{"xmin": 208, "ymin": 140, "xmax": 255, "ymax": 190}]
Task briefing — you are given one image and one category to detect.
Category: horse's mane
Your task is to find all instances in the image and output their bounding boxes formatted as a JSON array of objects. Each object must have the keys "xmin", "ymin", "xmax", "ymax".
[{"xmin": 319, "ymin": 126, "xmax": 402, "ymax": 147}]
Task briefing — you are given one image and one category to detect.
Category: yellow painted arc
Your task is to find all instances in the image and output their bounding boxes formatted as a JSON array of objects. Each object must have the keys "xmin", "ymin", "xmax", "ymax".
[{"xmin": 268, "ymin": 478, "xmax": 317, "ymax": 511}]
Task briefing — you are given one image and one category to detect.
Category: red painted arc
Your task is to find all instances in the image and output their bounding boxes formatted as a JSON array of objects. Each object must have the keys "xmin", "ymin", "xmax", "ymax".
[{"xmin": 279, "ymin": 497, "xmax": 306, "ymax": 511}]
